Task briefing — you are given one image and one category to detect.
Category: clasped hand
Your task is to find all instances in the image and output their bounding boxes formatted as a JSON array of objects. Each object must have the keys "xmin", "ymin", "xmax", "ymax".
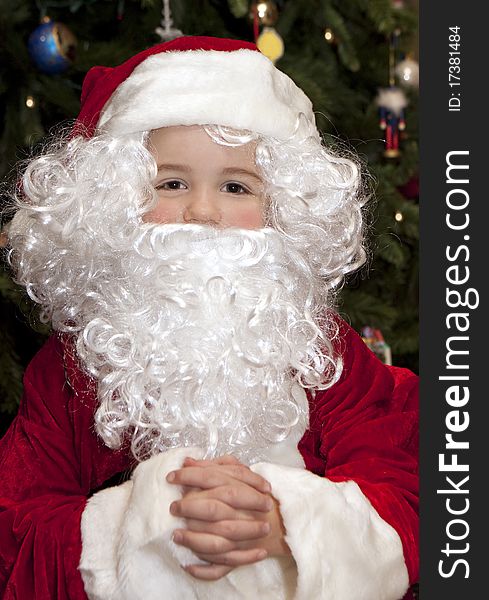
[{"xmin": 166, "ymin": 455, "xmax": 290, "ymax": 581}]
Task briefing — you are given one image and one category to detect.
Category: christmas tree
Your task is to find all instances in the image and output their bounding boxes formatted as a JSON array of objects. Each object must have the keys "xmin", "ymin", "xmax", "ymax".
[{"xmin": 0, "ymin": 0, "xmax": 419, "ymax": 431}]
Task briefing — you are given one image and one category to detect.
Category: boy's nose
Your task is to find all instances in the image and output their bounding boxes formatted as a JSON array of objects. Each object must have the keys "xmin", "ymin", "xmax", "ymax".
[{"xmin": 183, "ymin": 190, "xmax": 221, "ymax": 225}]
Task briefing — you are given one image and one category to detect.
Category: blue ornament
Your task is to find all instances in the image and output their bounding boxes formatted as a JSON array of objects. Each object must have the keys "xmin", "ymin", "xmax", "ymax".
[{"xmin": 28, "ymin": 18, "xmax": 77, "ymax": 75}]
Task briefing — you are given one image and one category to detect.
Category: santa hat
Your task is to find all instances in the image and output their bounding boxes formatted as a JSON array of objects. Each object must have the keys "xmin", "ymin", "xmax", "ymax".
[{"xmin": 75, "ymin": 36, "xmax": 319, "ymax": 141}]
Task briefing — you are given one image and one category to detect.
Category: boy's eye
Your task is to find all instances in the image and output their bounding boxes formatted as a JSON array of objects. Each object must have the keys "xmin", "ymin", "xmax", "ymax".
[
  {"xmin": 156, "ymin": 180, "xmax": 187, "ymax": 191},
  {"xmin": 222, "ymin": 182, "xmax": 249, "ymax": 194}
]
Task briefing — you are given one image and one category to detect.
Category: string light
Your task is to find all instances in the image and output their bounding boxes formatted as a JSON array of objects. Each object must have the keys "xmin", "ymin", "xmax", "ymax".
[
  {"xmin": 26, "ymin": 96, "xmax": 36, "ymax": 108},
  {"xmin": 257, "ymin": 2, "xmax": 268, "ymax": 19},
  {"xmin": 395, "ymin": 210, "xmax": 404, "ymax": 222},
  {"xmin": 395, "ymin": 57, "xmax": 419, "ymax": 89},
  {"xmin": 324, "ymin": 28, "xmax": 334, "ymax": 42}
]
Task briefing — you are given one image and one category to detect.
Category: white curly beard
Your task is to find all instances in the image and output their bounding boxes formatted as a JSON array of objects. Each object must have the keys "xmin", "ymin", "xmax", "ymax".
[
  {"xmin": 67, "ymin": 223, "xmax": 339, "ymax": 463},
  {"xmin": 7, "ymin": 131, "xmax": 364, "ymax": 464}
]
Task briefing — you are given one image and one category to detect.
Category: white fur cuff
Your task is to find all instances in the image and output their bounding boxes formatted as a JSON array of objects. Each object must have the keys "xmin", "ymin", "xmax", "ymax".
[
  {"xmin": 79, "ymin": 448, "xmax": 295, "ymax": 599},
  {"xmin": 251, "ymin": 462, "xmax": 410, "ymax": 600},
  {"xmin": 79, "ymin": 447, "xmax": 205, "ymax": 599}
]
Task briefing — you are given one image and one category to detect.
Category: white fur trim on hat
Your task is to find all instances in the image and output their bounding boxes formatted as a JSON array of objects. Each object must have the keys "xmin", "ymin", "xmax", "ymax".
[{"xmin": 97, "ymin": 49, "xmax": 319, "ymax": 141}]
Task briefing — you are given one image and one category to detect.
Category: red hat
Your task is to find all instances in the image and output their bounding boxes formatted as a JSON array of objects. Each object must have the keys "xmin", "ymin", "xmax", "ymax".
[{"xmin": 75, "ymin": 36, "xmax": 318, "ymax": 141}]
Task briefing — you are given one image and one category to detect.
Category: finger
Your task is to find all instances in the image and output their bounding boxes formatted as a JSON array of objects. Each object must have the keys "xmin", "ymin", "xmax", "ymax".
[
  {"xmin": 168, "ymin": 465, "xmax": 271, "ymax": 494},
  {"xmin": 185, "ymin": 518, "xmax": 271, "ymax": 541},
  {"xmin": 184, "ymin": 563, "xmax": 234, "ymax": 581},
  {"xmin": 215, "ymin": 455, "xmax": 241, "ymax": 465},
  {"xmin": 173, "ymin": 529, "xmax": 235, "ymax": 555},
  {"xmin": 195, "ymin": 548, "xmax": 268, "ymax": 567},
  {"xmin": 184, "ymin": 455, "xmax": 240, "ymax": 467},
  {"xmin": 216, "ymin": 465, "xmax": 271, "ymax": 493},
  {"xmin": 170, "ymin": 497, "xmax": 242, "ymax": 522},
  {"xmin": 176, "ymin": 485, "xmax": 273, "ymax": 513}
]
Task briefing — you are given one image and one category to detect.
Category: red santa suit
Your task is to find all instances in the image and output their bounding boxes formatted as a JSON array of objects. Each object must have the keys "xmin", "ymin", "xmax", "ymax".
[{"xmin": 0, "ymin": 318, "xmax": 418, "ymax": 599}]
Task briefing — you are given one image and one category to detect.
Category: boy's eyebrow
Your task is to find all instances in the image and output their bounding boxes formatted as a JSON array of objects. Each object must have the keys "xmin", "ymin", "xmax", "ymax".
[
  {"xmin": 156, "ymin": 163, "xmax": 191, "ymax": 173},
  {"xmin": 156, "ymin": 164, "xmax": 263, "ymax": 182},
  {"xmin": 221, "ymin": 167, "xmax": 263, "ymax": 182}
]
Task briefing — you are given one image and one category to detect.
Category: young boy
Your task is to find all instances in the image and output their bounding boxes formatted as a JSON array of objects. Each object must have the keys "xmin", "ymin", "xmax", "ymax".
[{"xmin": 0, "ymin": 36, "xmax": 418, "ymax": 599}]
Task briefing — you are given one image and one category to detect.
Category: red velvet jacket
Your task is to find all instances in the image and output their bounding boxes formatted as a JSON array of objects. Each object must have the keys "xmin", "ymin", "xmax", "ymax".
[{"xmin": 0, "ymin": 319, "xmax": 418, "ymax": 599}]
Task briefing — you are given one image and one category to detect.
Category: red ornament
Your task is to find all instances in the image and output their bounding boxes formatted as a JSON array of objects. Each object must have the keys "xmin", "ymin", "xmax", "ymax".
[{"xmin": 398, "ymin": 174, "xmax": 419, "ymax": 200}]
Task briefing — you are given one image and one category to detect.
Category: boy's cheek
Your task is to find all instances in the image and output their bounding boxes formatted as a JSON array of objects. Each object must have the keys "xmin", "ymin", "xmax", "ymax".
[
  {"xmin": 142, "ymin": 203, "xmax": 182, "ymax": 224},
  {"xmin": 223, "ymin": 206, "xmax": 265, "ymax": 229}
]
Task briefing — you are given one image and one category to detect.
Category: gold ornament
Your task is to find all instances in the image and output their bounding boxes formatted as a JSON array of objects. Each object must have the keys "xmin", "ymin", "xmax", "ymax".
[
  {"xmin": 52, "ymin": 22, "xmax": 77, "ymax": 62},
  {"xmin": 256, "ymin": 27, "xmax": 284, "ymax": 64}
]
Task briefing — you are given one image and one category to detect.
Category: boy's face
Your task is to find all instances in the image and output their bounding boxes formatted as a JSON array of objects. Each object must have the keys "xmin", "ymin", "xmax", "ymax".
[{"xmin": 144, "ymin": 125, "xmax": 265, "ymax": 228}]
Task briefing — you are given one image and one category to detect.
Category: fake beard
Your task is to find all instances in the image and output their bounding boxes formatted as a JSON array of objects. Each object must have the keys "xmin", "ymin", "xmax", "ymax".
[{"xmin": 74, "ymin": 224, "xmax": 336, "ymax": 464}]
